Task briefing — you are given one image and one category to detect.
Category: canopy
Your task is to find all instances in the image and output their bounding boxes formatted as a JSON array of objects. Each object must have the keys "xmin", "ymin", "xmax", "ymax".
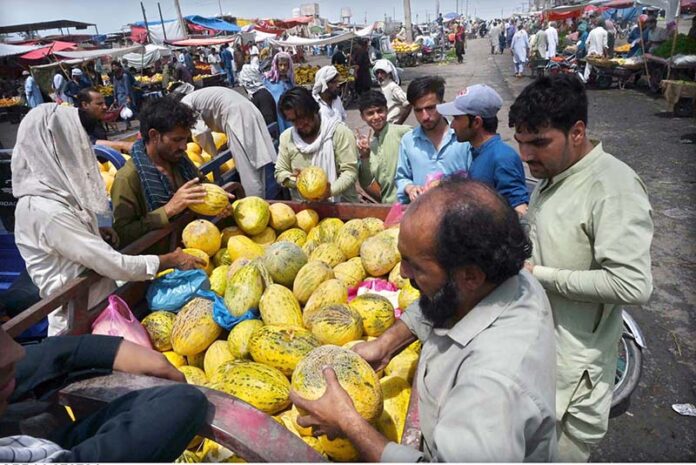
[
  {"xmin": 0, "ymin": 42, "xmax": 43, "ymax": 58},
  {"xmin": 130, "ymin": 19, "xmax": 186, "ymax": 44},
  {"xmin": 594, "ymin": 0, "xmax": 684, "ymax": 19},
  {"xmin": 184, "ymin": 15, "xmax": 240, "ymax": 33},
  {"xmin": 53, "ymin": 44, "xmax": 144, "ymax": 60},
  {"xmin": 121, "ymin": 44, "xmax": 171, "ymax": 69},
  {"xmin": 168, "ymin": 37, "xmax": 237, "ymax": 47},
  {"xmin": 20, "ymin": 41, "xmax": 77, "ymax": 60},
  {"xmin": 0, "ymin": 19, "xmax": 96, "ymax": 35},
  {"xmin": 270, "ymin": 22, "xmax": 376, "ymax": 47}
]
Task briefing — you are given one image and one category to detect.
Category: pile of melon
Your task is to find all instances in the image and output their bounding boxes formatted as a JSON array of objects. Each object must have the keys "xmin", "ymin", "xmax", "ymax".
[{"xmin": 142, "ymin": 196, "xmax": 423, "ymax": 462}]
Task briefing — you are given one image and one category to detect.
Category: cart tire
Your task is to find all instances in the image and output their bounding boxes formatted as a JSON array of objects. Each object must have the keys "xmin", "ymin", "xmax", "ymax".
[{"xmin": 597, "ymin": 75, "xmax": 613, "ymax": 89}]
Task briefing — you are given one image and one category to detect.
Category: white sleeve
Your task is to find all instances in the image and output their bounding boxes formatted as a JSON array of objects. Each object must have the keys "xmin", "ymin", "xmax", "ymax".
[{"xmin": 44, "ymin": 212, "xmax": 159, "ymax": 282}]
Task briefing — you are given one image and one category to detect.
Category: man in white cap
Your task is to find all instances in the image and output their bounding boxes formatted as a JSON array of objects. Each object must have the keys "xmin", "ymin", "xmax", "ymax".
[
  {"xmin": 65, "ymin": 68, "xmax": 91, "ymax": 104},
  {"xmin": 23, "ymin": 70, "xmax": 43, "ymax": 108},
  {"xmin": 437, "ymin": 84, "xmax": 529, "ymax": 216},
  {"xmin": 312, "ymin": 65, "xmax": 347, "ymax": 124},
  {"xmin": 373, "ymin": 59, "xmax": 411, "ymax": 125}
]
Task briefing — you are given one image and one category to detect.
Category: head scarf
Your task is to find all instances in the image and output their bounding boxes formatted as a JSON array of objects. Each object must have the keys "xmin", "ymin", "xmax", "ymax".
[
  {"xmin": 373, "ymin": 59, "xmax": 400, "ymax": 85},
  {"xmin": 239, "ymin": 64, "xmax": 264, "ymax": 96},
  {"xmin": 312, "ymin": 65, "xmax": 340, "ymax": 98},
  {"xmin": 12, "ymin": 103, "xmax": 109, "ymax": 225},
  {"xmin": 265, "ymin": 52, "xmax": 295, "ymax": 85}
]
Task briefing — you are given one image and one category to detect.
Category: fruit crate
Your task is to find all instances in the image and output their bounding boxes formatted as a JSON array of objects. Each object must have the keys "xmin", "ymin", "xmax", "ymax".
[{"xmin": 4, "ymin": 198, "xmax": 424, "ymax": 461}]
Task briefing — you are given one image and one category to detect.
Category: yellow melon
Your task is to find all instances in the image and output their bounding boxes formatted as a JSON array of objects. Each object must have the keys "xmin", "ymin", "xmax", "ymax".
[
  {"xmin": 227, "ymin": 319, "xmax": 264, "ymax": 359},
  {"xmin": 182, "ymin": 219, "xmax": 221, "ymax": 256},
  {"xmin": 171, "ymin": 297, "xmax": 222, "ymax": 356},
  {"xmin": 297, "ymin": 166, "xmax": 329, "ymax": 201},
  {"xmin": 141, "ymin": 311, "xmax": 176, "ymax": 351},
  {"xmin": 296, "ymin": 209, "xmax": 319, "ymax": 232},
  {"xmin": 268, "ymin": 203, "xmax": 297, "ymax": 231}
]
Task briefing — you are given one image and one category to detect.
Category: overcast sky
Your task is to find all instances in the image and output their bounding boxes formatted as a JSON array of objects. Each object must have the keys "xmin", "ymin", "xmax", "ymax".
[{"xmin": 0, "ymin": 0, "xmax": 527, "ymax": 35}]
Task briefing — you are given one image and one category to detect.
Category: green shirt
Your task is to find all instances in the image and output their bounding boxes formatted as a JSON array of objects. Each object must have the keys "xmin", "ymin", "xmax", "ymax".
[
  {"xmin": 527, "ymin": 142, "xmax": 653, "ymax": 422},
  {"xmin": 358, "ymin": 123, "xmax": 411, "ymax": 204},
  {"xmin": 275, "ymin": 123, "xmax": 359, "ymax": 203},
  {"xmin": 111, "ymin": 159, "xmax": 187, "ymax": 250}
]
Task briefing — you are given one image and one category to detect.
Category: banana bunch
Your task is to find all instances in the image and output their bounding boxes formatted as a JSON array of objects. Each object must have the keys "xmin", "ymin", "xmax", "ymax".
[
  {"xmin": 135, "ymin": 73, "xmax": 163, "ymax": 84},
  {"xmin": 0, "ymin": 97, "xmax": 21, "ymax": 108},
  {"xmin": 294, "ymin": 65, "xmax": 321, "ymax": 85},
  {"xmin": 95, "ymin": 85, "xmax": 113, "ymax": 96},
  {"xmin": 392, "ymin": 40, "xmax": 420, "ymax": 54},
  {"xmin": 334, "ymin": 64, "xmax": 354, "ymax": 82}
]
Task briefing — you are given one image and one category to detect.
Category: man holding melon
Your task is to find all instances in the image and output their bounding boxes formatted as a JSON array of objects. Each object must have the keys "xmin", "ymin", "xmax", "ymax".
[
  {"xmin": 291, "ymin": 177, "xmax": 558, "ymax": 461},
  {"xmin": 275, "ymin": 87, "xmax": 359, "ymax": 203}
]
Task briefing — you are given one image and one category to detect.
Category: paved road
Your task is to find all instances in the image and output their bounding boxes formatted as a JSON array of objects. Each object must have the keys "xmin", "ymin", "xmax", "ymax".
[{"xmin": 343, "ymin": 38, "xmax": 696, "ymax": 461}]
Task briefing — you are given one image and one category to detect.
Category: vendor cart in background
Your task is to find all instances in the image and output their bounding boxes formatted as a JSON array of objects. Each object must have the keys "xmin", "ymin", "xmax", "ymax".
[
  {"xmin": 644, "ymin": 53, "xmax": 696, "ymax": 93},
  {"xmin": 585, "ymin": 56, "xmax": 645, "ymax": 90},
  {"xmin": 660, "ymin": 79, "xmax": 696, "ymax": 116}
]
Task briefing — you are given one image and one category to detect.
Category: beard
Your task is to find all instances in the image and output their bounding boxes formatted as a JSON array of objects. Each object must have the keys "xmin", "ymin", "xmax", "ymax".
[{"xmin": 417, "ymin": 276, "xmax": 461, "ymax": 328}]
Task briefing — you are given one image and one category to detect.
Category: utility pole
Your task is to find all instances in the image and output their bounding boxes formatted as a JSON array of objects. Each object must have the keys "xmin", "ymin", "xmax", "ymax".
[
  {"xmin": 218, "ymin": 0, "xmax": 223, "ymax": 16},
  {"xmin": 140, "ymin": 2, "xmax": 152, "ymax": 43},
  {"xmin": 436, "ymin": 0, "xmax": 440, "ymax": 16},
  {"xmin": 403, "ymin": 0, "xmax": 413, "ymax": 41},
  {"xmin": 173, "ymin": 0, "xmax": 189, "ymax": 39},
  {"xmin": 157, "ymin": 2, "xmax": 168, "ymax": 41}
]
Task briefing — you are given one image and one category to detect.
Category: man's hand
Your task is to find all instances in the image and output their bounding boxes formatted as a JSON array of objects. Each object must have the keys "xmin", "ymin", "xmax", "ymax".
[
  {"xmin": 159, "ymin": 247, "xmax": 206, "ymax": 272},
  {"xmin": 113, "ymin": 340, "xmax": 185, "ymax": 382},
  {"xmin": 163, "ymin": 178, "xmax": 208, "ymax": 217},
  {"xmin": 290, "ymin": 367, "xmax": 361, "ymax": 439},
  {"xmin": 524, "ymin": 260, "xmax": 535, "ymax": 273},
  {"xmin": 317, "ymin": 182, "xmax": 333, "ymax": 202},
  {"xmin": 355, "ymin": 129, "xmax": 372, "ymax": 159},
  {"xmin": 405, "ymin": 184, "xmax": 424, "ymax": 202},
  {"xmin": 99, "ymin": 227, "xmax": 120, "ymax": 248},
  {"xmin": 351, "ymin": 340, "xmax": 391, "ymax": 372}
]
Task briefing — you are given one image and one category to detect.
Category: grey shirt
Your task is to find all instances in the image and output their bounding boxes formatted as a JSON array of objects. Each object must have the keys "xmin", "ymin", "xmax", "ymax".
[{"xmin": 381, "ymin": 270, "xmax": 558, "ymax": 462}]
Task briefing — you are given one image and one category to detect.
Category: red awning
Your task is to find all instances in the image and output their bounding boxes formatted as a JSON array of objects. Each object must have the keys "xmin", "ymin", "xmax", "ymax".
[{"xmin": 20, "ymin": 40, "xmax": 77, "ymax": 60}]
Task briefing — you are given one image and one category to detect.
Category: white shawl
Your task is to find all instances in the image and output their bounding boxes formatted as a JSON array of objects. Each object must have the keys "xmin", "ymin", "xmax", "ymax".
[
  {"xmin": 12, "ymin": 103, "xmax": 109, "ymax": 225},
  {"xmin": 291, "ymin": 116, "xmax": 340, "ymax": 202}
]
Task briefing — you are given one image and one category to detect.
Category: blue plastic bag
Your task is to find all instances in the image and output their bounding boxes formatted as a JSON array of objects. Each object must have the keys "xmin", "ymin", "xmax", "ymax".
[
  {"xmin": 146, "ymin": 269, "xmax": 210, "ymax": 312},
  {"xmin": 195, "ymin": 289, "xmax": 260, "ymax": 330}
]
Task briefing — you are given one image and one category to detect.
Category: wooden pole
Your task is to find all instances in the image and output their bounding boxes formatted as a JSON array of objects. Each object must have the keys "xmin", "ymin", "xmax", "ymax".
[
  {"xmin": 158, "ymin": 2, "xmax": 168, "ymax": 41},
  {"xmin": 404, "ymin": 0, "xmax": 413, "ymax": 42},
  {"xmin": 638, "ymin": 18, "xmax": 650, "ymax": 83},
  {"xmin": 140, "ymin": 2, "xmax": 152, "ymax": 43},
  {"xmin": 666, "ymin": 17, "xmax": 679, "ymax": 80}
]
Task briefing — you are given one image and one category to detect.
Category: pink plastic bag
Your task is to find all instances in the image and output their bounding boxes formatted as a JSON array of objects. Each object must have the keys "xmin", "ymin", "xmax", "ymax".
[
  {"xmin": 384, "ymin": 203, "xmax": 408, "ymax": 228},
  {"xmin": 91, "ymin": 295, "xmax": 153, "ymax": 349}
]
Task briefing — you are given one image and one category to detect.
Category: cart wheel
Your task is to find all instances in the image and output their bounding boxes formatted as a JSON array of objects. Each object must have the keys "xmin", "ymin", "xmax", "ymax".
[
  {"xmin": 597, "ymin": 75, "xmax": 613, "ymax": 89},
  {"xmin": 674, "ymin": 98, "xmax": 695, "ymax": 118}
]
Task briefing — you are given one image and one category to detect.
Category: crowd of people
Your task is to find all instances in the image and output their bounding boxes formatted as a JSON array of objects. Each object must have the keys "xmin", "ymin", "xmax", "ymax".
[{"xmin": 2, "ymin": 17, "xmax": 656, "ymax": 463}]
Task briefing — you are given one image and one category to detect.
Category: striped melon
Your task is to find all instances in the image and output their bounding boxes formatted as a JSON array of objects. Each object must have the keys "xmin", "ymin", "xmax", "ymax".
[
  {"xmin": 176, "ymin": 450, "xmax": 202, "ymax": 463},
  {"xmin": 362, "ymin": 217, "xmax": 385, "ymax": 237},
  {"xmin": 376, "ymin": 376, "xmax": 411, "ymax": 443},
  {"xmin": 233, "ymin": 196, "xmax": 270, "ymax": 235},
  {"xmin": 302, "ymin": 279, "xmax": 348, "ymax": 323},
  {"xmin": 305, "ymin": 304, "xmax": 363, "ymax": 346},
  {"xmin": 171, "ymin": 297, "xmax": 222, "ymax": 356},
  {"xmin": 317, "ymin": 217, "xmax": 344, "ymax": 242},
  {"xmin": 360, "ymin": 232, "xmax": 401, "ymax": 277},
  {"xmin": 248, "ymin": 325, "xmax": 320, "ymax": 375},
  {"xmin": 291, "ymin": 345, "xmax": 383, "ymax": 424},
  {"xmin": 309, "ymin": 243, "xmax": 346, "ymax": 268},
  {"xmin": 141, "ymin": 311, "xmax": 176, "ymax": 351},
  {"xmin": 276, "ymin": 227, "xmax": 307, "ymax": 246},
  {"xmin": 388, "ymin": 262, "xmax": 408, "ymax": 289},
  {"xmin": 213, "ymin": 248, "xmax": 232, "ymax": 267},
  {"xmin": 263, "ymin": 241, "xmax": 307, "ymax": 288},
  {"xmin": 290, "ymin": 404, "xmax": 313, "ymax": 437},
  {"xmin": 296, "ymin": 209, "xmax": 319, "ymax": 233},
  {"xmin": 224, "ymin": 263, "xmax": 264, "ymax": 317},
  {"xmin": 187, "ymin": 352, "xmax": 205, "ymax": 369},
  {"xmin": 212, "ymin": 360, "xmax": 291, "ymax": 414},
  {"xmin": 292, "ymin": 261, "xmax": 335, "ymax": 305},
  {"xmin": 335, "ymin": 219, "xmax": 370, "ymax": 259},
  {"xmin": 210, "ymin": 265, "xmax": 229, "ymax": 296},
  {"xmin": 227, "ymin": 257, "xmax": 250, "ymax": 280},
  {"xmin": 318, "ymin": 436, "xmax": 359, "ymax": 462},
  {"xmin": 349, "ymin": 294, "xmax": 396, "ymax": 337},
  {"xmin": 297, "ymin": 166, "xmax": 328, "ymax": 201},
  {"xmin": 227, "ymin": 319, "xmax": 264, "ymax": 359},
  {"xmin": 385, "ymin": 347, "xmax": 419, "ymax": 383},
  {"xmin": 268, "ymin": 203, "xmax": 297, "ymax": 231},
  {"xmin": 188, "ymin": 183, "xmax": 230, "ymax": 216},
  {"xmin": 182, "ymin": 219, "xmax": 221, "ymax": 256},
  {"xmin": 250, "ymin": 227, "xmax": 276, "ymax": 246},
  {"xmin": 227, "ymin": 235, "xmax": 264, "ymax": 262},
  {"xmin": 259, "ymin": 284, "xmax": 303, "ymax": 326},
  {"xmin": 182, "ymin": 248, "xmax": 211, "ymax": 273},
  {"xmin": 301, "ymin": 238, "xmax": 321, "ymax": 257},
  {"xmin": 178, "ymin": 365, "xmax": 208, "ymax": 385},
  {"xmin": 333, "ymin": 258, "xmax": 367, "ymax": 288},
  {"xmin": 220, "ymin": 225, "xmax": 244, "ymax": 245},
  {"xmin": 163, "ymin": 351, "xmax": 187, "ymax": 367},
  {"xmin": 398, "ymin": 281, "xmax": 421, "ymax": 310},
  {"xmin": 204, "ymin": 340, "xmax": 235, "ymax": 379}
]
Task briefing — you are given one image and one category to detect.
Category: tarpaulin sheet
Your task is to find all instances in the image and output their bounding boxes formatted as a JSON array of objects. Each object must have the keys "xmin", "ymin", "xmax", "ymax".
[
  {"xmin": 130, "ymin": 19, "xmax": 186, "ymax": 44},
  {"xmin": 168, "ymin": 37, "xmax": 237, "ymax": 46},
  {"xmin": 121, "ymin": 44, "xmax": 171, "ymax": 69},
  {"xmin": 184, "ymin": 15, "xmax": 240, "ymax": 33},
  {"xmin": 270, "ymin": 22, "xmax": 376, "ymax": 47},
  {"xmin": 53, "ymin": 44, "xmax": 144, "ymax": 60},
  {"xmin": 0, "ymin": 42, "xmax": 42, "ymax": 58},
  {"xmin": 20, "ymin": 41, "xmax": 76, "ymax": 60}
]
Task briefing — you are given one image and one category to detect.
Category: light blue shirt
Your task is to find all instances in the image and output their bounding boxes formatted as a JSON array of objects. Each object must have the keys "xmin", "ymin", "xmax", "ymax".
[{"xmin": 395, "ymin": 125, "xmax": 472, "ymax": 203}]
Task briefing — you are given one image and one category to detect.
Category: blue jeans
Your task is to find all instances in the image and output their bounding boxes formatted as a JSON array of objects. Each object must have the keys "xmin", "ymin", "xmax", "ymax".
[{"xmin": 225, "ymin": 67, "xmax": 235, "ymax": 86}]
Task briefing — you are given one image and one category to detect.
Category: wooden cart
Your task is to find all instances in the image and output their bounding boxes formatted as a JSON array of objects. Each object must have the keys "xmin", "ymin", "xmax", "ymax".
[{"xmin": 3, "ymin": 199, "xmax": 422, "ymax": 461}]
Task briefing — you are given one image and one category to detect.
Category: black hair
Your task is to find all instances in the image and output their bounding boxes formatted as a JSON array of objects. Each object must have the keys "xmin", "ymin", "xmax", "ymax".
[
  {"xmin": 406, "ymin": 76, "xmax": 445, "ymax": 105},
  {"xmin": 358, "ymin": 90, "xmax": 387, "ymax": 113},
  {"xmin": 278, "ymin": 86, "xmax": 319, "ymax": 118},
  {"xmin": 75, "ymin": 87, "xmax": 100, "ymax": 107},
  {"xmin": 111, "ymin": 61, "xmax": 121, "ymax": 69},
  {"xmin": 138, "ymin": 96, "xmax": 196, "ymax": 143},
  {"xmin": 508, "ymin": 74, "xmax": 587, "ymax": 134},
  {"xmin": 429, "ymin": 177, "xmax": 531, "ymax": 285},
  {"xmin": 481, "ymin": 116, "xmax": 498, "ymax": 133}
]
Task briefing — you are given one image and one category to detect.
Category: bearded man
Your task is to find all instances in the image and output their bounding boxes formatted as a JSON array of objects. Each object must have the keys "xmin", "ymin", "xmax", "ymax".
[{"xmin": 290, "ymin": 177, "xmax": 558, "ymax": 461}]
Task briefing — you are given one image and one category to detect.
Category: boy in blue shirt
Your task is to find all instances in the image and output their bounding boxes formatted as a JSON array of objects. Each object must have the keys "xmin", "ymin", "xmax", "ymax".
[{"xmin": 437, "ymin": 84, "xmax": 529, "ymax": 216}]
